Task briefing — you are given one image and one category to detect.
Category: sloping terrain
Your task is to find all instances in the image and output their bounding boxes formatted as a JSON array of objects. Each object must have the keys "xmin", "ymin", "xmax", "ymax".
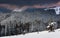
[
  {"xmin": 0, "ymin": 8, "xmax": 60, "ymax": 36},
  {"xmin": 1, "ymin": 29, "xmax": 60, "ymax": 38}
]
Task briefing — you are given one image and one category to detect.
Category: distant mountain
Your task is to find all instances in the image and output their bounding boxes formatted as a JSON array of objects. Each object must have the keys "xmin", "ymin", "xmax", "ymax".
[
  {"xmin": 0, "ymin": 7, "xmax": 59, "ymax": 25},
  {"xmin": 1, "ymin": 7, "xmax": 60, "ymax": 25},
  {"xmin": 24, "ymin": 7, "xmax": 56, "ymax": 15},
  {"xmin": 0, "ymin": 7, "xmax": 12, "ymax": 13},
  {"xmin": 25, "ymin": 8, "xmax": 45, "ymax": 12}
]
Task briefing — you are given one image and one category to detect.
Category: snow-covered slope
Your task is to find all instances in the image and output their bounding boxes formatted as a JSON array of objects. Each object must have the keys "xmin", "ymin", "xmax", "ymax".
[
  {"xmin": 0, "ymin": 8, "xmax": 60, "ymax": 32},
  {"xmin": 1, "ymin": 29, "xmax": 60, "ymax": 38}
]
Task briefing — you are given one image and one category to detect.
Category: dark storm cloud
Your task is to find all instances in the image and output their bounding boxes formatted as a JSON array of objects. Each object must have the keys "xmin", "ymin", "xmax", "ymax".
[{"xmin": 0, "ymin": 0, "xmax": 60, "ymax": 5}]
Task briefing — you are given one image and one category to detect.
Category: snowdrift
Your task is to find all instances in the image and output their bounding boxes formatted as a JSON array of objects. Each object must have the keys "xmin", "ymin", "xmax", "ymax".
[{"xmin": 0, "ymin": 29, "xmax": 60, "ymax": 38}]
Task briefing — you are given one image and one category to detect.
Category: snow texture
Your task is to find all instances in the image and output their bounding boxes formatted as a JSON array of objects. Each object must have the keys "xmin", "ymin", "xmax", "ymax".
[{"xmin": 0, "ymin": 29, "xmax": 60, "ymax": 38}]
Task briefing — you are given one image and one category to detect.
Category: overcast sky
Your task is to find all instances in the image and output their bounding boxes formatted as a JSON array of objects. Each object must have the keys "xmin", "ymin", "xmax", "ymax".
[
  {"xmin": 0, "ymin": 0, "xmax": 60, "ymax": 5},
  {"xmin": 0, "ymin": 0, "xmax": 60, "ymax": 9}
]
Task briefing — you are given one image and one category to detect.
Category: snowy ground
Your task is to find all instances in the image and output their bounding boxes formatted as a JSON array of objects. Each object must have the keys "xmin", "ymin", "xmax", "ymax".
[{"xmin": 0, "ymin": 29, "xmax": 60, "ymax": 38}]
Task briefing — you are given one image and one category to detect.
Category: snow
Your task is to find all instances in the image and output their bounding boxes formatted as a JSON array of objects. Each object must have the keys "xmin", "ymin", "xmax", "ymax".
[
  {"xmin": 0, "ymin": 29, "xmax": 60, "ymax": 38},
  {"xmin": 12, "ymin": 7, "xmax": 28, "ymax": 12},
  {"xmin": 13, "ymin": 8, "xmax": 24, "ymax": 12},
  {"xmin": 44, "ymin": 7, "xmax": 60, "ymax": 15}
]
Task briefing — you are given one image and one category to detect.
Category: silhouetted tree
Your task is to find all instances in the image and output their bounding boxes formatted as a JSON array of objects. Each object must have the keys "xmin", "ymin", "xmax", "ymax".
[
  {"xmin": 0, "ymin": 24, "xmax": 2, "ymax": 36},
  {"xmin": 23, "ymin": 22, "xmax": 31, "ymax": 32}
]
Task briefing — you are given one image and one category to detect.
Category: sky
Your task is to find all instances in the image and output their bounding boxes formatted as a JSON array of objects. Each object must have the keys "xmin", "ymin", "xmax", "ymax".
[
  {"xmin": 0, "ymin": 0, "xmax": 60, "ymax": 5},
  {"xmin": 0, "ymin": 0, "xmax": 60, "ymax": 9}
]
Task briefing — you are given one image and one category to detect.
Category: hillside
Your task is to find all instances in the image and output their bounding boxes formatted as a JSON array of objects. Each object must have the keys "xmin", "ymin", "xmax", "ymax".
[
  {"xmin": 0, "ymin": 7, "xmax": 60, "ymax": 36},
  {"xmin": 1, "ymin": 29, "xmax": 60, "ymax": 38}
]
